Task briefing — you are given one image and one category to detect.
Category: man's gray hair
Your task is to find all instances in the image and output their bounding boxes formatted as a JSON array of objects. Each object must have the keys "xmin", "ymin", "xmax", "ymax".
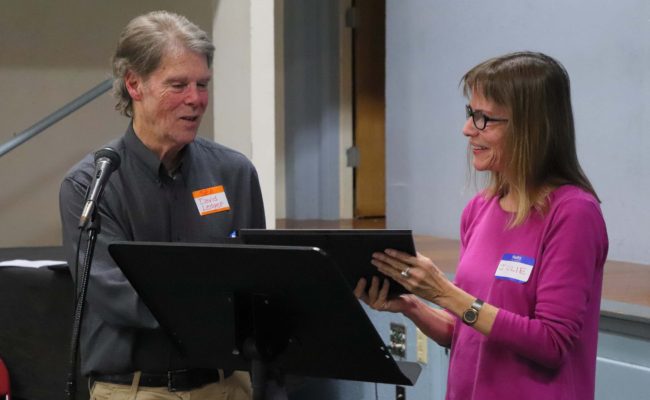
[{"xmin": 111, "ymin": 10, "xmax": 215, "ymax": 117}]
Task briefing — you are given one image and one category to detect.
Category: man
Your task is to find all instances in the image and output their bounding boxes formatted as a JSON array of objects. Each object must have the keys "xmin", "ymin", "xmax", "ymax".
[{"xmin": 59, "ymin": 11, "xmax": 264, "ymax": 399}]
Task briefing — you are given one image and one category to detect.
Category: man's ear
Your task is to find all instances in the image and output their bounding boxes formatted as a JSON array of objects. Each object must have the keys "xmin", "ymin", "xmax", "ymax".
[{"xmin": 124, "ymin": 71, "xmax": 143, "ymax": 101}]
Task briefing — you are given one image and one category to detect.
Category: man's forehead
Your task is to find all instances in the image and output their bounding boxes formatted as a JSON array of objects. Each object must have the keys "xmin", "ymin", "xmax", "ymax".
[
  {"xmin": 150, "ymin": 49, "xmax": 211, "ymax": 78},
  {"xmin": 162, "ymin": 44, "xmax": 208, "ymax": 63}
]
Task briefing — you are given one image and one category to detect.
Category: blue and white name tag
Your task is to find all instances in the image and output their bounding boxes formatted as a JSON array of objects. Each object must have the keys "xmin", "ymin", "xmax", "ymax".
[{"xmin": 495, "ymin": 253, "xmax": 535, "ymax": 283}]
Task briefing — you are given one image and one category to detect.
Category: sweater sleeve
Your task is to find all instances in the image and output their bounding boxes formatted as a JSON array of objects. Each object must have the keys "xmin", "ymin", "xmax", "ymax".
[{"xmin": 488, "ymin": 197, "xmax": 607, "ymax": 368}]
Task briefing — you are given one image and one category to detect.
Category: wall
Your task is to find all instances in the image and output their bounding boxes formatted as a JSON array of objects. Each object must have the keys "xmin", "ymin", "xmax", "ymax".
[
  {"xmin": 212, "ymin": 0, "xmax": 277, "ymax": 228},
  {"xmin": 386, "ymin": 0, "xmax": 650, "ymax": 264},
  {"xmin": 283, "ymin": 0, "xmax": 341, "ymax": 219},
  {"xmin": 596, "ymin": 319, "xmax": 650, "ymax": 400},
  {"xmin": 213, "ymin": 0, "xmax": 252, "ymax": 156},
  {"xmin": 0, "ymin": 0, "xmax": 215, "ymax": 247}
]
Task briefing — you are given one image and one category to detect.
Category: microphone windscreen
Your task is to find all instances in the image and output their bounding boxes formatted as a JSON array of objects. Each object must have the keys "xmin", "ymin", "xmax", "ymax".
[{"xmin": 94, "ymin": 147, "xmax": 121, "ymax": 171}]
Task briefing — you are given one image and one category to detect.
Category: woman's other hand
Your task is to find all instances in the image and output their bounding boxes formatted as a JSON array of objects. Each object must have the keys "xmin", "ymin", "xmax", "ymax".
[
  {"xmin": 353, "ymin": 276, "xmax": 415, "ymax": 313},
  {"xmin": 354, "ymin": 272, "xmax": 456, "ymax": 346}
]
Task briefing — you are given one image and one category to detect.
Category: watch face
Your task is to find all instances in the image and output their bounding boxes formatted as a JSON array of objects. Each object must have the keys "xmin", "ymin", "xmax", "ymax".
[{"xmin": 463, "ymin": 308, "xmax": 478, "ymax": 325}]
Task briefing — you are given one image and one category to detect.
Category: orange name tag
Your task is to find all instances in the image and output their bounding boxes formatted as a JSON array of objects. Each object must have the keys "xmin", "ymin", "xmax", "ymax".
[{"xmin": 192, "ymin": 185, "xmax": 231, "ymax": 216}]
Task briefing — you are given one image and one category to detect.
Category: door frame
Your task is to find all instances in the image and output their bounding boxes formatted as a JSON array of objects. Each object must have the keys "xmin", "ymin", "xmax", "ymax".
[{"xmin": 338, "ymin": 0, "xmax": 354, "ymax": 219}]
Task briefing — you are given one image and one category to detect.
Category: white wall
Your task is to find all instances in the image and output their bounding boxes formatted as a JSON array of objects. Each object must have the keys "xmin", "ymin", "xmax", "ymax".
[
  {"xmin": 213, "ymin": 0, "xmax": 253, "ymax": 156},
  {"xmin": 212, "ymin": 0, "xmax": 277, "ymax": 228},
  {"xmin": 386, "ymin": 0, "xmax": 650, "ymax": 264},
  {"xmin": 0, "ymin": 0, "xmax": 215, "ymax": 247}
]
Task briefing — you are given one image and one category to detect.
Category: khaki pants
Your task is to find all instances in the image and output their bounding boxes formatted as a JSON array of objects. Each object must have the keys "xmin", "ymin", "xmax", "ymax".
[{"xmin": 90, "ymin": 371, "xmax": 252, "ymax": 400}]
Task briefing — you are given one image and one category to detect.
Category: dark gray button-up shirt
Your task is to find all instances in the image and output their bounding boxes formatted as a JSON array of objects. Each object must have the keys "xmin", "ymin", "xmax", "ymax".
[{"xmin": 59, "ymin": 123, "xmax": 265, "ymax": 375}]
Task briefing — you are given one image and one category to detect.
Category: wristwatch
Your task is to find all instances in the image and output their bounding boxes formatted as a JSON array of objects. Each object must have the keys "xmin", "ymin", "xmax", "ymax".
[{"xmin": 462, "ymin": 298, "xmax": 484, "ymax": 326}]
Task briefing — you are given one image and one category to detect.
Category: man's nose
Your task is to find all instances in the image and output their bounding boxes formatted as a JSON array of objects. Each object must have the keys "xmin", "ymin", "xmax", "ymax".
[{"xmin": 185, "ymin": 84, "xmax": 201, "ymax": 105}]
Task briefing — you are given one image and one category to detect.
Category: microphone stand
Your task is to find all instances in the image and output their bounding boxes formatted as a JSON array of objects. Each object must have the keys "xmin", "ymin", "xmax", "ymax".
[{"xmin": 65, "ymin": 213, "xmax": 101, "ymax": 400}]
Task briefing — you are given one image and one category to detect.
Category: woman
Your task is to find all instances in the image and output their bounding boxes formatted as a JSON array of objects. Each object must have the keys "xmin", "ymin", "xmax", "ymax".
[{"xmin": 355, "ymin": 52, "xmax": 608, "ymax": 400}]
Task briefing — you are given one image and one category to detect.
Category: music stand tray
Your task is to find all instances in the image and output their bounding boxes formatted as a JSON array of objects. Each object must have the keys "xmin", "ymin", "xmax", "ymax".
[{"xmin": 109, "ymin": 241, "xmax": 421, "ymax": 391}]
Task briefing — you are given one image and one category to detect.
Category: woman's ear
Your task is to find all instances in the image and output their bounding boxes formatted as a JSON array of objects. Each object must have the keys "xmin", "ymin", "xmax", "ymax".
[{"xmin": 124, "ymin": 70, "xmax": 143, "ymax": 101}]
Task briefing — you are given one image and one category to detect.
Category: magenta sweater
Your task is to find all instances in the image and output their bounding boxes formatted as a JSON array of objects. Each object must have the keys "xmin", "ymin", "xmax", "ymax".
[{"xmin": 446, "ymin": 185, "xmax": 608, "ymax": 400}]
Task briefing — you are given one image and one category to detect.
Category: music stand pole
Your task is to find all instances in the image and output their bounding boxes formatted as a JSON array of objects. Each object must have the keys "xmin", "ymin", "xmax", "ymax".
[{"xmin": 65, "ymin": 214, "xmax": 101, "ymax": 400}]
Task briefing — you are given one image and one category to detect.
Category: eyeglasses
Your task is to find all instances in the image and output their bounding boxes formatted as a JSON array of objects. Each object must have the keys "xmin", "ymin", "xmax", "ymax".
[{"xmin": 465, "ymin": 105, "xmax": 508, "ymax": 131}]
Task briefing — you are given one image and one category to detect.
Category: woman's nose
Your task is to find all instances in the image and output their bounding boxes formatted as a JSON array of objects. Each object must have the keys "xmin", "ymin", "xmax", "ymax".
[{"xmin": 463, "ymin": 118, "xmax": 478, "ymax": 137}]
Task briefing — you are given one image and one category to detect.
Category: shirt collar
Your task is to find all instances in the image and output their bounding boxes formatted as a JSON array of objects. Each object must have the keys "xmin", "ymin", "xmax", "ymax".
[
  {"xmin": 124, "ymin": 121, "xmax": 193, "ymax": 182},
  {"xmin": 124, "ymin": 122, "xmax": 163, "ymax": 180}
]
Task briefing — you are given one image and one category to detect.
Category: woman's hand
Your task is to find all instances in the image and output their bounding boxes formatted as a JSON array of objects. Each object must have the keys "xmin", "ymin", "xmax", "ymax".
[
  {"xmin": 354, "ymin": 270, "xmax": 457, "ymax": 346},
  {"xmin": 371, "ymin": 249, "xmax": 454, "ymax": 306},
  {"xmin": 353, "ymin": 276, "xmax": 416, "ymax": 314}
]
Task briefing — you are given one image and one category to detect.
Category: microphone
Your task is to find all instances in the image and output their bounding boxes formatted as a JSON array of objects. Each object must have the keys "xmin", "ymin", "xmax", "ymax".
[{"xmin": 78, "ymin": 147, "xmax": 121, "ymax": 228}]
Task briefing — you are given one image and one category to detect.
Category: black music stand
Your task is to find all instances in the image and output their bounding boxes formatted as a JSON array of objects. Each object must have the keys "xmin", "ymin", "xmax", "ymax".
[
  {"xmin": 239, "ymin": 229, "xmax": 416, "ymax": 296},
  {"xmin": 108, "ymin": 242, "xmax": 421, "ymax": 399}
]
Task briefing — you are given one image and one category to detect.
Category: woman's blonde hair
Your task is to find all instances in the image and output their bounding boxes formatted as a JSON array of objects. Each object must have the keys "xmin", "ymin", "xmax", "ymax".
[{"xmin": 462, "ymin": 51, "xmax": 598, "ymax": 226}]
